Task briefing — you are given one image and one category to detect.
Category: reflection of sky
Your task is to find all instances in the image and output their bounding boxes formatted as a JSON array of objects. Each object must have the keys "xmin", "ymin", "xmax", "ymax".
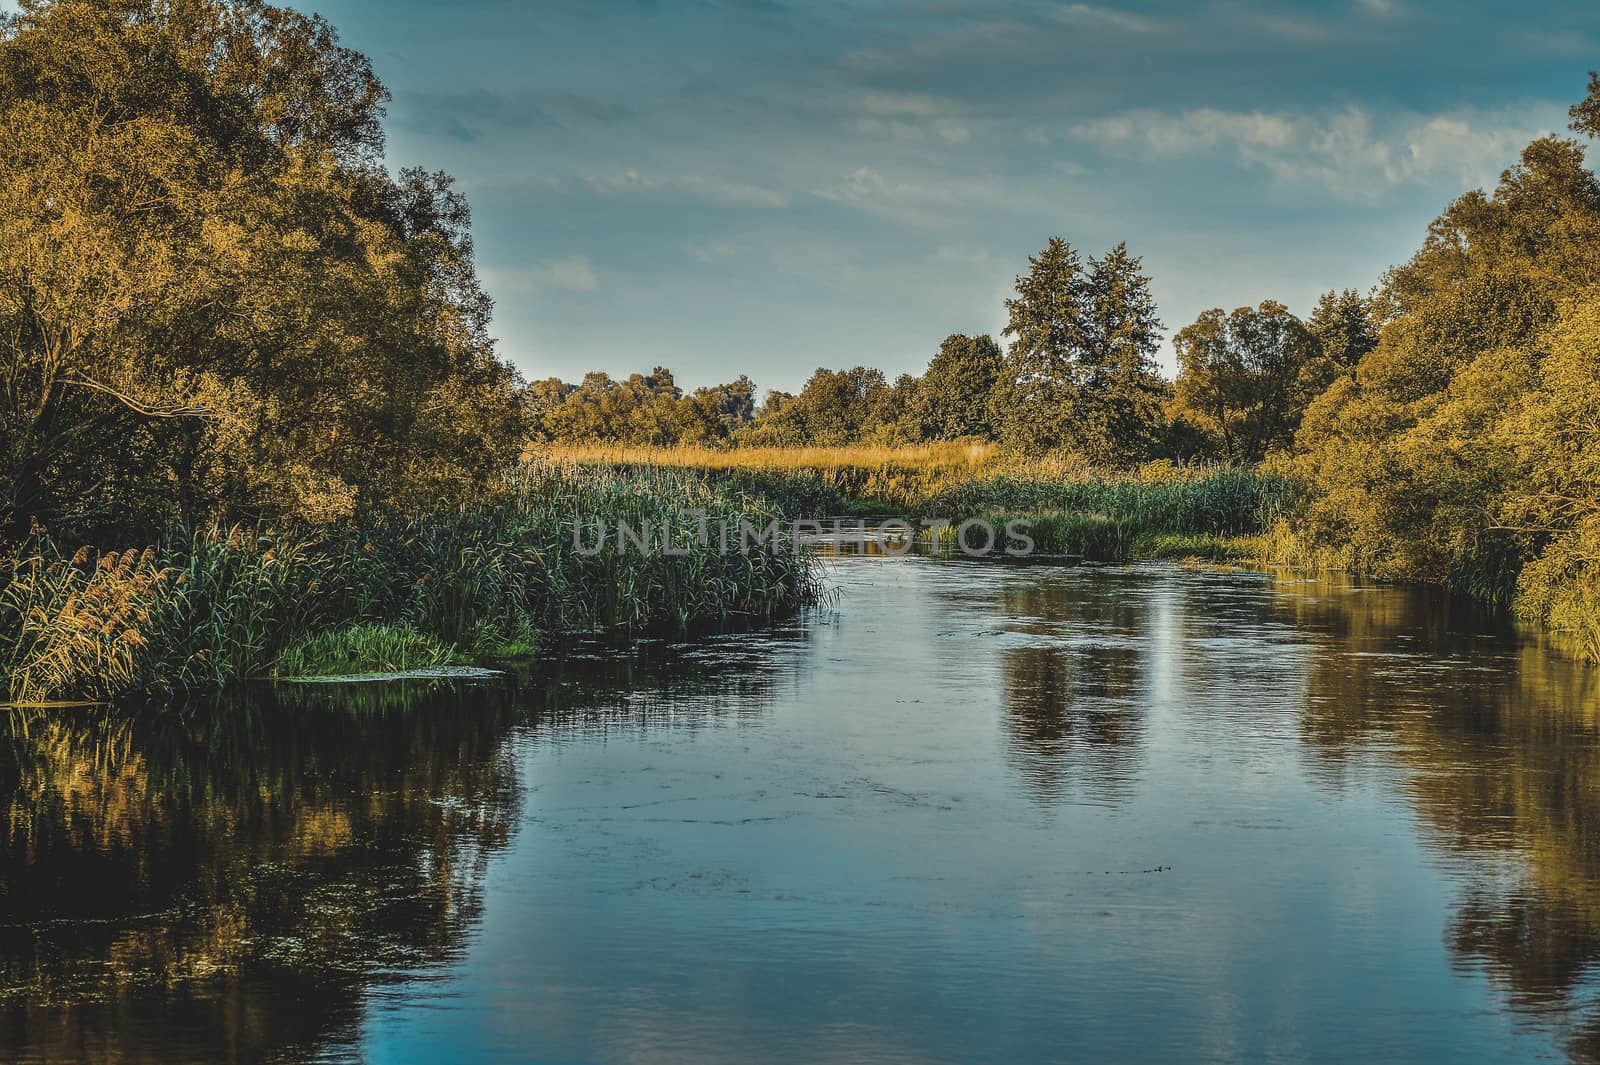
[
  {"xmin": 358, "ymin": 561, "xmax": 1573, "ymax": 1064},
  {"xmin": 279, "ymin": 0, "xmax": 1599, "ymax": 391}
]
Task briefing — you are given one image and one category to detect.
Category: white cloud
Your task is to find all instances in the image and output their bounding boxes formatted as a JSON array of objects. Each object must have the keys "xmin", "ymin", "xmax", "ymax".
[
  {"xmin": 1052, "ymin": 4, "xmax": 1165, "ymax": 33},
  {"xmin": 536, "ymin": 256, "xmax": 599, "ymax": 292},
  {"xmin": 814, "ymin": 165, "xmax": 1001, "ymax": 223},
  {"xmin": 860, "ymin": 92, "xmax": 946, "ymax": 117},
  {"xmin": 686, "ymin": 240, "xmax": 742, "ymax": 263},
  {"xmin": 582, "ymin": 169, "xmax": 789, "ymax": 208},
  {"xmin": 1071, "ymin": 105, "xmax": 1552, "ymax": 202}
]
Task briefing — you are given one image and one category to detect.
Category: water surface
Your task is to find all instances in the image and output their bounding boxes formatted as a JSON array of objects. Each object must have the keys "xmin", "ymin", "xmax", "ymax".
[{"xmin": 4, "ymin": 558, "xmax": 1600, "ymax": 1063}]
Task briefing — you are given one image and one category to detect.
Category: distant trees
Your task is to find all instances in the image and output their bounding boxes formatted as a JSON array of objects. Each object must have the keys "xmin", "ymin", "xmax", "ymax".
[
  {"xmin": 993, "ymin": 238, "xmax": 1167, "ymax": 462},
  {"xmin": 1170, "ymin": 301, "xmax": 1319, "ymax": 462},
  {"xmin": 533, "ymin": 368, "xmax": 753, "ymax": 446},
  {"xmin": 921, "ymin": 334, "xmax": 1003, "ymax": 439}
]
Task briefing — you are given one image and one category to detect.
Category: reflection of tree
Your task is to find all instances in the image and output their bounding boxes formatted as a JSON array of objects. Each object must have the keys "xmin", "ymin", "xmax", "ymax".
[
  {"xmin": 0, "ymin": 678, "xmax": 523, "ymax": 1063},
  {"xmin": 998, "ymin": 579, "xmax": 1146, "ymax": 804},
  {"xmin": 1277, "ymin": 573, "xmax": 1600, "ymax": 1063},
  {"xmin": 0, "ymin": 634, "xmax": 792, "ymax": 1063}
]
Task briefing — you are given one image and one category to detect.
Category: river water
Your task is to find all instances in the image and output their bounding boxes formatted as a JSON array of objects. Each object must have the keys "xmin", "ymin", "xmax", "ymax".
[{"xmin": 4, "ymin": 558, "xmax": 1600, "ymax": 1064}]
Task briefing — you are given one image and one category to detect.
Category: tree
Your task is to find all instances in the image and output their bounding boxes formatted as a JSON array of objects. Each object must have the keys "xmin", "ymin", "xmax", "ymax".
[
  {"xmin": 1572, "ymin": 70, "xmax": 1600, "ymax": 139},
  {"xmin": 920, "ymin": 334, "xmax": 1003, "ymax": 439},
  {"xmin": 996, "ymin": 237, "xmax": 1165, "ymax": 462},
  {"xmin": 1172, "ymin": 301, "xmax": 1317, "ymax": 461},
  {"xmin": 0, "ymin": 0, "xmax": 523, "ymax": 537},
  {"xmin": 1292, "ymin": 130, "xmax": 1600, "ymax": 602},
  {"xmin": 1305, "ymin": 289, "xmax": 1378, "ymax": 391},
  {"xmin": 1079, "ymin": 243, "xmax": 1167, "ymax": 461}
]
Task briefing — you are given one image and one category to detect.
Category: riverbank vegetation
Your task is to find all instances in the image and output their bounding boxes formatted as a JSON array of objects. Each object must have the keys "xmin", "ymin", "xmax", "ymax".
[
  {"xmin": 1, "ymin": 464, "xmax": 822, "ymax": 705},
  {"xmin": 530, "ymin": 78, "xmax": 1600, "ymax": 661},
  {"xmin": 2, "ymin": 0, "xmax": 1598, "ymax": 699}
]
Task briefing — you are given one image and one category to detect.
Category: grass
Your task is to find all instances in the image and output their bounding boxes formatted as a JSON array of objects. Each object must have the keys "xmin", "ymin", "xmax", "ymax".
[
  {"xmin": 542, "ymin": 441, "xmax": 1006, "ymax": 514},
  {"xmin": 0, "ymin": 461, "xmax": 825, "ymax": 705},
  {"xmin": 547, "ymin": 445, "xmax": 1303, "ymax": 564},
  {"xmin": 271, "ymin": 624, "xmax": 463, "ymax": 678}
]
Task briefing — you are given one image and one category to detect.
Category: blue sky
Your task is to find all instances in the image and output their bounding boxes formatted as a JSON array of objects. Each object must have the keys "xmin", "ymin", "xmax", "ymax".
[{"xmin": 301, "ymin": 3, "xmax": 1593, "ymax": 387}]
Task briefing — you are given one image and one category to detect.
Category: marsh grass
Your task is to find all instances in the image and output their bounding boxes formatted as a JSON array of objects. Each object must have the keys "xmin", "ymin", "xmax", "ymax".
[
  {"xmin": 0, "ymin": 462, "xmax": 824, "ymax": 705},
  {"xmin": 553, "ymin": 446, "xmax": 1303, "ymax": 564},
  {"xmin": 271, "ymin": 624, "xmax": 462, "ymax": 678}
]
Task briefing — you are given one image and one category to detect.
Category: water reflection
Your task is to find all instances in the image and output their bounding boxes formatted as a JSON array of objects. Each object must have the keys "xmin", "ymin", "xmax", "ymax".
[
  {"xmin": 0, "ymin": 678, "xmax": 523, "ymax": 1063},
  {"xmin": 0, "ymin": 635, "xmax": 794, "ymax": 1065},
  {"xmin": 998, "ymin": 575, "xmax": 1148, "ymax": 804},
  {"xmin": 1263, "ymin": 572, "xmax": 1600, "ymax": 1062},
  {"xmin": 3, "ymin": 562, "xmax": 1600, "ymax": 1063}
]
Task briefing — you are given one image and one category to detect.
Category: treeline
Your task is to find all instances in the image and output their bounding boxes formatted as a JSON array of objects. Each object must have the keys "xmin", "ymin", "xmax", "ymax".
[
  {"xmin": 534, "ymin": 75, "xmax": 1600, "ymax": 656},
  {"xmin": 526, "ymin": 246, "xmax": 1376, "ymax": 465}
]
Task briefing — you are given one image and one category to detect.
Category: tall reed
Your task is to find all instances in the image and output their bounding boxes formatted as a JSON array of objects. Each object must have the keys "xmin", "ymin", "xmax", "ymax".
[{"xmin": 0, "ymin": 462, "xmax": 824, "ymax": 705}]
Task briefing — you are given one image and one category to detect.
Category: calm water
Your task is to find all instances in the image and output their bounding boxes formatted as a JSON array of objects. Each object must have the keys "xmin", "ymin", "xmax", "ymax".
[{"xmin": 5, "ymin": 558, "xmax": 1600, "ymax": 1064}]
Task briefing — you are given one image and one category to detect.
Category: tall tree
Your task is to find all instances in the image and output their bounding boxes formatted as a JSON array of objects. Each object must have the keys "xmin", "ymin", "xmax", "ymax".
[
  {"xmin": 1304, "ymin": 289, "xmax": 1378, "ymax": 391},
  {"xmin": 996, "ymin": 237, "xmax": 1088, "ymax": 456},
  {"xmin": 1172, "ymin": 301, "xmax": 1317, "ymax": 461},
  {"xmin": 1080, "ymin": 243, "xmax": 1167, "ymax": 462},
  {"xmin": 997, "ymin": 237, "xmax": 1165, "ymax": 462},
  {"xmin": 920, "ymin": 333, "xmax": 1003, "ymax": 439},
  {"xmin": 0, "ymin": 0, "xmax": 522, "ymax": 536}
]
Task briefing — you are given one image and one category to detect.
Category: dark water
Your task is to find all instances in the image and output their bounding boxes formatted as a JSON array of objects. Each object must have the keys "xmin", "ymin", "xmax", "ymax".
[{"xmin": 4, "ymin": 559, "xmax": 1600, "ymax": 1064}]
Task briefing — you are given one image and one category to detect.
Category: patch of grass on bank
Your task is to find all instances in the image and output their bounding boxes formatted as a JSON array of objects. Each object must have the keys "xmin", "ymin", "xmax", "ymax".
[
  {"xmin": 0, "ymin": 462, "xmax": 824, "ymax": 705},
  {"xmin": 272, "ymin": 624, "xmax": 462, "ymax": 678}
]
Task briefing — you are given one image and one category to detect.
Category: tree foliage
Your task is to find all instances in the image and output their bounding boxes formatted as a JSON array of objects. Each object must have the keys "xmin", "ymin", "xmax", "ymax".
[
  {"xmin": 0, "ymin": 0, "xmax": 523, "ymax": 538},
  {"xmin": 995, "ymin": 238, "xmax": 1166, "ymax": 462},
  {"xmin": 920, "ymin": 334, "xmax": 1003, "ymax": 440},
  {"xmin": 1171, "ymin": 301, "xmax": 1319, "ymax": 462},
  {"xmin": 1290, "ymin": 124, "xmax": 1600, "ymax": 640}
]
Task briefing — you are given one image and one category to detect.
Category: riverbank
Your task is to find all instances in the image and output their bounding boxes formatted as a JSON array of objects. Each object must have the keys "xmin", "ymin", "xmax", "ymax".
[
  {"xmin": 542, "ymin": 443, "xmax": 1598, "ymax": 664},
  {"xmin": 0, "ymin": 462, "xmax": 824, "ymax": 706},
  {"xmin": 545, "ymin": 444, "xmax": 1299, "ymax": 562}
]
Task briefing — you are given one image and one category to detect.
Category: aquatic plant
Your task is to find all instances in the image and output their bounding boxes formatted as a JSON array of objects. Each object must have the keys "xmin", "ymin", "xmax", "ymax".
[
  {"xmin": 0, "ymin": 462, "xmax": 825, "ymax": 705},
  {"xmin": 271, "ymin": 624, "xmax": 462, "ymax": 678}
]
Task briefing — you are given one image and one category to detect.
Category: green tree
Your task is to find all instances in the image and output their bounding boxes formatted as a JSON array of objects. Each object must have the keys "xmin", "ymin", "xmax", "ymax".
[
  {"xmin": 996, "ymin": 237, "xmax": 1165, "ymax": 462},
  {"xmin": 1293, "ymin": 132, "xmax": 1600, "ymax": 604},
  {"xmin": 1572, "ymin": 70, "xmax": 1600, "ymax": 139},
  {"xmin": 920, "ymin": 334, "xmax": 1003, "ymax": 439},
  {"xmin": 1172, "ymin": 301, "xmax": 1318, "ymax": 461},
  {"xmin": 1304, "ymin": 289, "xmax": 1378, "ymax": 390},
  {"xmin": 0, "ymin": 0, "xmax": 522, "ymax": 536}
]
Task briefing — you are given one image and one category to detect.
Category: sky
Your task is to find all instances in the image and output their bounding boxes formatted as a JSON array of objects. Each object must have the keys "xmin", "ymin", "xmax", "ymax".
[{"xmin": 297, "ymin": 2, "xmax": 1593, "ymax": 388}]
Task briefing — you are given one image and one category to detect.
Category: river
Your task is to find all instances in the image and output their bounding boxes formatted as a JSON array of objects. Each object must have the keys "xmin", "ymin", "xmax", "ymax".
[{"xmin": 4, "ymin": 557, "xmax": 1600, "ymax": 1064}]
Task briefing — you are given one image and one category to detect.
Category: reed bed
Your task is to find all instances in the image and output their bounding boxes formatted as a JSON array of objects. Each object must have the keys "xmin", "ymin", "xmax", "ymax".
[
  {"xmin": 0, "ymin": 462, "xmax": 824, "ymax": 705},
  {"xmin": 548, "ymin": 445, "xmax": 1303, "ymax": 563}
]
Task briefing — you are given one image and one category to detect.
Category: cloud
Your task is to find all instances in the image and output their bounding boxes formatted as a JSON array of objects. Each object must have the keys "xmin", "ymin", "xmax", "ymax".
[
  {"xmin": 1051, "ymin": 4, "xmax": 1166, "ymax": 33},
  {"xmin": 536, "ymin": 257, "xmax": 600, "ymax": 292},
  {"xmin": 686, "ymin": 240, "xmax": 742, "ymax": 263},
  {"xmin": 581, "ymin": 169, "xmax": 789, "ymax": 208},
  {"xmin": 1071, "ymin": 105, "xmax": 1551, "ymax": 202},
  {"xmin": 813, "ymin": 165, "xmax": 1001, "ymax": 224},
  {"xmin": 860, "ymin": 92, "xmax": 946, "ymax": 117},
  {"xmin": 1074, "ymin": 108, "xmax": 1297, "ymax": 155}
]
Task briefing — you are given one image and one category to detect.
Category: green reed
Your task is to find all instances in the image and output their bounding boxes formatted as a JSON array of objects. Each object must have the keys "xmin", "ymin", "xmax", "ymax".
[{"xmin": 0, "ymin": 462, "xmax": 825, "ymax": 704}]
